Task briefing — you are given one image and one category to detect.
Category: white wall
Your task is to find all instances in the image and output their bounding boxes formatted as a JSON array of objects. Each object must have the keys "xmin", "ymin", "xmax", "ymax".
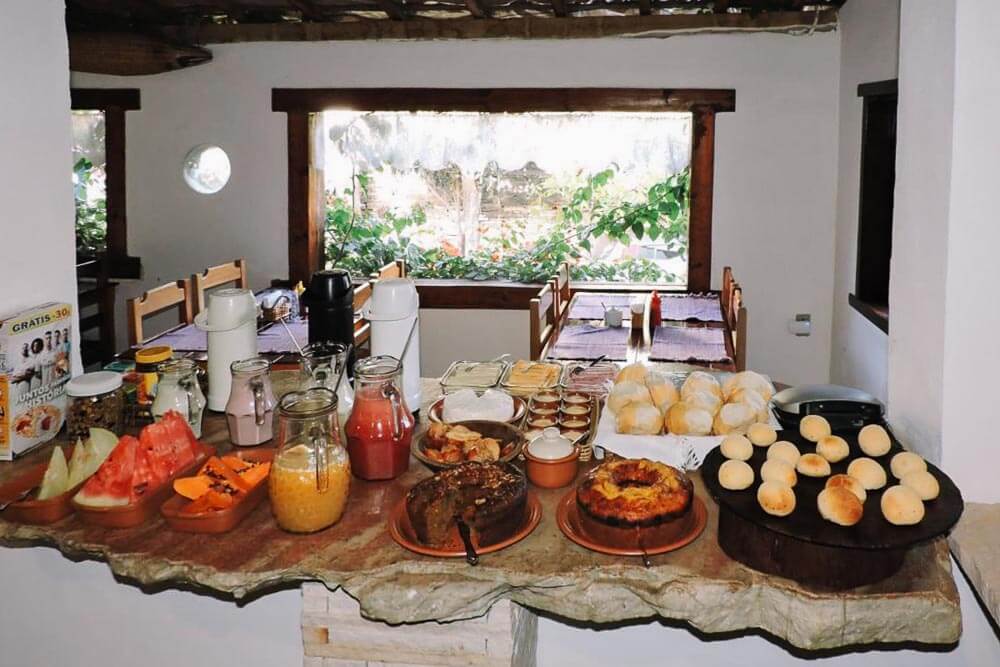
[
  {"xmin": 828, "ymin": 0, "xmax": 898, "ymax": 404},
  {"xmin": 939, "ymin": 0, "xmax": 1000, "ymax": 503},
  {"xmin": 0, "ymin": 0, "xmax": 80, "ymax": 373},
  {"xmin": 73, "ymin": 32, "xmax": 841, "ymax": 386},
  {"xmin": 887, "ymin": 0, "xmax": 956, "ymax": 464}
]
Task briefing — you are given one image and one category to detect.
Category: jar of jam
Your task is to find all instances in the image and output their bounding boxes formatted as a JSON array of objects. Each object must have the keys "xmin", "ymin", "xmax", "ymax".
[
  {"xmin": 134, "ymin": 345, "xmax": 172, "ymax": 406},
  {"xmin": 344, "ymin": 356, "xmax": 414, "ymax": 480},
  {"xmin": 269, "ymin": 388, "xmax": 351, "ymax": 533}
]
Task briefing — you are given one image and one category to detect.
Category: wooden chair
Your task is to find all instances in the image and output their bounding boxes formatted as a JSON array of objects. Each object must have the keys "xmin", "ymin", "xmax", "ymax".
[
  {"xmin": 529, "ymin": 283, "xmax": 557, "ymax": 361},
  {"xmin": 127, "ymin": 280, "xmax": 194, "ymax": 346},
  {"xmin": 721, "ymin": 266, "xmax": 735, "ymax": 325},
  {"xmin": 551, "ymin": 261, "xmax": 571, "ymax": 324},
  {"xmin": 371, "ymin": 259, "xmax": 405, "ymax": 281},
  {"xmin": 192, "ymin": 258, "xmax": 248, "ymax": 315},
  {"xmin": 76, "ymin": 258, "xmax": 117, "ymax": 369},
  {"xmin": 353, "ymin": 280, "xmax": 373, "ymax": 353},
  {"xmin": 730, "ymin": 286, "xmax": 748, "ymax": 371}
]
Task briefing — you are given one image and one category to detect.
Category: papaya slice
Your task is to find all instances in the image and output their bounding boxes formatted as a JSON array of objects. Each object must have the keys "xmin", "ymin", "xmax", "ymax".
[
  {"xmin": 173, "ymin": 475, "xmax": 212, "ymax": 500},
  {"xmin": 239, "ymin": 462, "xmax": 271, "ymax": 488},
  {"xmin": 221, "ymin": 455, "xmax": 252, "ymax": 474},
  {"xmin": 199, "ymin": 457, "xmax": 252, "ymax": 493},
  {"xmin": 204, "ymin": 489, "xmax": 235, "ymax": 509},
  {"xmin": 180, "ymin": 495, "xmax": 214, "ymax": 515}
]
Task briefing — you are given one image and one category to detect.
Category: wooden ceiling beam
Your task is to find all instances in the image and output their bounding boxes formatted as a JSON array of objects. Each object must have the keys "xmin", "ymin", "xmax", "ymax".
[
  {"xmin": 371, "ymin": 0, "xmax": 410, "ymax": 20},
  {"xmin": 465, "ymin": 0, "xmax": 492, "ymax": 19},
  {"xmin": 162, "ymin": 8, "xmax": 837, "ymax": 42}
]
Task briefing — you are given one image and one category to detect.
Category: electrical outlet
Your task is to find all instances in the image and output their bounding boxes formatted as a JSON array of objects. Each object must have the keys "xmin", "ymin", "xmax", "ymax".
[{"xmin": 788, "ymin": 313, "xmax": 811, "ymax": 337}]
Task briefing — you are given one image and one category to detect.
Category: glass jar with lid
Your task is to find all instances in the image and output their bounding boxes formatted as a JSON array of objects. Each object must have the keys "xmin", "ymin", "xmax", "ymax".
[
  {"xmin": 65, "ymin": 371, "xmax": 124, "ymax": 439},
  {"xmin": 344, "ymin": 355, "xmax": 414, "ymax": 481},
  {"xmin": 134, "ymin": 345, "xmax": 172, "ymax": 406},
  {"xmin": 269, "ymin": 388, "xmax": 351, "ymax": 533},
  {"xmin": 225, "ymin": 357, "xmax": 276, "ymax": 446},
  {"xmin": 151, "ymin": 358, "xmax": 207, "ymax": 438}
]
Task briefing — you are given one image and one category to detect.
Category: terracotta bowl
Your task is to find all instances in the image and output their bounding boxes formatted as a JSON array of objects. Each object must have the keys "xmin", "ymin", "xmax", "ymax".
[{"xmin": 523, "ymin": 445, "xmax": 579, "ymax": 489}]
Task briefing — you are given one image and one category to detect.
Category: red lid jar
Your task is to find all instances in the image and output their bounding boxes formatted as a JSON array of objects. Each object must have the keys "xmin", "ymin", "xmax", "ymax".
[{"xmin": 344, "ymin": 355, "xmax": 414, "ymax": 480}]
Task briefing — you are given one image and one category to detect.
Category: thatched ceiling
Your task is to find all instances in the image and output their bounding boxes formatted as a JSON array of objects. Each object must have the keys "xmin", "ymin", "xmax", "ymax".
[{"xmin": 67, "ymin": 0, "xmax": 847, "ymax": 42}]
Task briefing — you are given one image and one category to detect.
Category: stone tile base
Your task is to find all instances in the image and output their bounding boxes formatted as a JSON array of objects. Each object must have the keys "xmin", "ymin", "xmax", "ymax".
[{"xmin": 302, "ymin": 584, "xmax": 538, "ymax": 667}]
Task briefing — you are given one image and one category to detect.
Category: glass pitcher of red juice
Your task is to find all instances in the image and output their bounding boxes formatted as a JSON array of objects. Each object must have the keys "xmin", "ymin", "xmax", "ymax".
[{"xmin": 344, "ymin": 355, "xmax": 414, "ymax": 480}]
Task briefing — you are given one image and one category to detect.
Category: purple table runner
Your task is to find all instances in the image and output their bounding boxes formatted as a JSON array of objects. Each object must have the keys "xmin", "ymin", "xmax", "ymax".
[
  {"xmin": 547, "ymin": 324, "xmax": 630, "ymax": 361},
  {"xmin": 649, "ymin": 325, "xmax": 731, "ymax": 363},
  {"xmin": 567, "ymin": 293, "xmax": 639, "ymax": 321},
  {"xmin": 661, "ymin": 293, "xmax": 724, "ymax": 323},
  {"xmin": 147, "ymin": 321, "xmax": 308, "ymax": 355}
]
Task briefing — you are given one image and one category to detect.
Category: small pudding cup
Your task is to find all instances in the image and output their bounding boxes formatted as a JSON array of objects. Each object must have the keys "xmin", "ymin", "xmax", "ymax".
[
  {"xmin": 560, "ymin": 403, "xmax": 591, "ymax": 418},
  {"xmin": 527, "ymin": 416, "xmax": 558, "ymax": 430},
  {"xmin": 531, "ymin": 392, "xmax": 562, "ymax": 410},
  {"xmin": 562, "ymin": 392, "xmax": 591, "ymax": 405}
]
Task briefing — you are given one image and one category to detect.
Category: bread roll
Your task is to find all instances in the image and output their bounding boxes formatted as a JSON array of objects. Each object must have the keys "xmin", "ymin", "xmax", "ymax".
[
  {"xmin": 645, "ymin": 372, "xmax": 680, "ymax": 413},
  {"xmin": 767, "ymin": 440, "xmax": 801, "ymax": 466},
  {"xmin": 881, "ymin": 485, "xmax": 925, "ymax": 526},
  {"xmin": 796, "ymin": 453, "xmax": 831, "ymax": 478},
  {"xmin": 825, "ymin": 473, "xmax": 867, "ymax": 503},
  {"xmin": 847, "ymin": 457, "xmax": 887, "ymax": 490},
  {"xmin": 901, "ymin": 470, "xmax": 940, "ymax": 500},
  {"xmin": 858, "ymin": 423, "xmax": 892, "ymax": 457},
  {"xmin": 757, "ymin": 481, "xmax": 796, "ymax": 517},
  {"xmin": 890, "ymin": 451, "xmax": 927, "ymax": 480},
  {"xmin": 681, "ymin": 371, "xmax": 722, "ymax": 401},
  {"xmin": 615, "ymin": 363, "xmax": 649, "ymax": 385},
  {"xmin": 720, "ymin": 434, "xmax": 753, "ymax": 461},
  {"xmin": 607, "ymin": 381, "xmax": 652, "ymax": 414},
  {"xmin": 712, "ymin": 403, "xmax": 757, "ymax": 436},
  {"xmin": 747, "ymin": 423, "xmax": 777, "ymax": 447},
  {"xmin": 761, "ymin": 459, "xmax": 797, "ymax": 487},
  {"xmin": 616, "ymin": 402, "xmax": 663, "ymax": 435},
  {"xmin": 799, "ymin": 414, "xmax": 831, "ymax": 443},
  {"xmin": 664, "ymin": 402, "xmax": 713, "ymax": 436},
  {"xmin": 816, "ymin": 435, "xmax": 850, "ymax": 463},
  {"xmin": 722, "ymin": 370, "xmax": 775, "ymax": 402},
  {"xmin": 728, "ymin": 387, "xmax": 770, "ymax": 423},
  {"xmin": 684, "ymin": 390, "xmax": 722, "ymax": 415},
  {"xmin": 817, "ymin": 487, "xmax": 864, "ymax": 526},
  {"xmin": 718, "ymin": 460, "xmax": 754, "ymax": 491}
]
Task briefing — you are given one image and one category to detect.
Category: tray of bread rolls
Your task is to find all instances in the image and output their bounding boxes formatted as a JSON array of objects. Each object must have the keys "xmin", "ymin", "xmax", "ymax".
[{"xmin": 702, "ymin": 418, "xmax": 964, "ymax": 551}]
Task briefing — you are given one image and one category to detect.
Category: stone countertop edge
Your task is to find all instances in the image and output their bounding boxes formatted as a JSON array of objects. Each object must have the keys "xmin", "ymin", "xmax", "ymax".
[
  {"xmin": 0, "ymin": 523, "xmax": 961, "ymax": 652},
  {"xmin": 948, "ymin": 502, "xmax": 1000, "ymax": 628}
]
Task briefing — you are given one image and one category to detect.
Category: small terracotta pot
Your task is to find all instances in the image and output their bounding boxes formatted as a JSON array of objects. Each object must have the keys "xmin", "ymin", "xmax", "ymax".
[
  {"xmin": 524, "ymin": 446, "xmax": 579, "ymax": 489},
  {"xmin": 531, "ymin": 392, "xmax": 562, "ymax": 410},
  {"xmin": 527, "ymin": 416, "xmax": 559, "ymax": 430}
]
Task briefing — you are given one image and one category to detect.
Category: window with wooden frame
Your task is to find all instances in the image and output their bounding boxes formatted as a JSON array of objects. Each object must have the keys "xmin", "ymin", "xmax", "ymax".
[
  {"xmin": 274, "ymin": 88, "xmax": 734, "ymax": 307},
  {"xmin": 849, "ymin": 79, "xmax": 897, "ymax": 334},
  {"xmin": 71, "ymin": 88, "xmax": 141, "ymax": 279}
]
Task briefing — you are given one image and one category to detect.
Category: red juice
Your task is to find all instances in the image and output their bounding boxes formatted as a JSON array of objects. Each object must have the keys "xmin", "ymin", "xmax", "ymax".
[{"xmin": 345, "ymin": 384, "xmax": 414, "ymax": 480}]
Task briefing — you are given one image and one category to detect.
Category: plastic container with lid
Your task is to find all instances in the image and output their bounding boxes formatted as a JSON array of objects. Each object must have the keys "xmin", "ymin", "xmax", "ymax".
[
  {"xmin": 65, "ymin": 371, "xmax": 124, "ymax": 439},
  {"xmin": 134, "ymin": 345, "xmax": 172, "ymax": 406}
]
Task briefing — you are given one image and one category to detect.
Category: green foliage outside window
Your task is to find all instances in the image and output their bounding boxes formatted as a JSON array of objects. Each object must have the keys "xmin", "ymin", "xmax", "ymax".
[
  {"xmin": 326, "ymin": 166, "xmax": 690, "ymax": 284},
  {"xmin": 74, "ymin": 157, "xmax": 107, "ymax": 259}
]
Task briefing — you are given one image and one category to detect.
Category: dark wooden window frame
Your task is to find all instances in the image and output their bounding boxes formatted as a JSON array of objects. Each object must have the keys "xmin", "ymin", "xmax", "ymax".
[
  {"xmin": 71, "ymin": 88, "xmax": 142, "ymax": 280},
  {"xmin": 850, "ymin": 79, "xmax": 897, "ymax": 334},
  {"xmin": 273, "ymin": 87, "xmax": 735, "ymax": 307}
]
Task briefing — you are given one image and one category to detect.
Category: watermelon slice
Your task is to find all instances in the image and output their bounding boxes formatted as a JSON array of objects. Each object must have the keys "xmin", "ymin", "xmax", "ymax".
[
  {"xmin": 74, "ymin": 436, "xmax": 138, "ymax": 507},
  {"xmin": 140, "ymin": 411, "xmax": 198, "ymax": 479}
]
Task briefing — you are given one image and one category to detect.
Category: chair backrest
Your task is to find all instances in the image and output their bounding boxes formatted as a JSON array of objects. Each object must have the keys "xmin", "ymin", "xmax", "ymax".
[
  {"xmin": 731, "ymin": 286, "xmax": 747, "ymax": 371},
  {"xmin": 529, "ymin": 283, "xmax": 556, "ymax": 361},
  {"xmin": 127, "ymin": 279, "xmax": 193, "ymax": 346},
  {"xmin": 352, "ymin": 280, "xmax": 372, "ymax": 352},
  {"xmin": 193, "ymin": 258, "xmax": 248, "ymax": 314},
  {"xmin": 371, "ymin": 259, "xmax": 405, "ymax": 281},
  {"xmin": 77, "ymin": 259, "xmax": 117, "ymax": 368},
  {"xmin": 552, "ymin": 262, "xmax": 571, "ymax": 323},
  {"xmin": 721, "ymin": 265, "xmax": 735, "ymax": 323}
]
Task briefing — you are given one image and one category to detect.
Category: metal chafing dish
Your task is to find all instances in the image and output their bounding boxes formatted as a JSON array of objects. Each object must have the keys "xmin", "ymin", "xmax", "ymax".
[{"xmin": 771, "ymin": 384, "xmax": 884, "ymax": 430}]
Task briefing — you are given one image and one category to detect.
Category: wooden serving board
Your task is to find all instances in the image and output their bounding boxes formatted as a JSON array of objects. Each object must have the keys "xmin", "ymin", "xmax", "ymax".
[{"xmin": 702, "ymin": 427, "xmax": 964, "ymax": 589}]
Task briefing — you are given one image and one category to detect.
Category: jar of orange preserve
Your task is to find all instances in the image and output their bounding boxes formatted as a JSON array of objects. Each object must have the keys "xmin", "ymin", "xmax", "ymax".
[{"xmin": 269, "ymin": 388, "xmax": 351, "ymax": 533}]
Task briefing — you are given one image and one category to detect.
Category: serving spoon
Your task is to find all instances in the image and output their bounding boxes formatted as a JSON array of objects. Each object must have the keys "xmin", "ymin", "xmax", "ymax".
[{"xmin": 454, "ymin": 515, "xmax": 479, "ymax": 566}]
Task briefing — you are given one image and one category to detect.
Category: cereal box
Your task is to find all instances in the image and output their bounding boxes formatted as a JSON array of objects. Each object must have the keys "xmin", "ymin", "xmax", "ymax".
[{"xmin": 0, "ymin": 302, "xmax": 73, "ymax": 460}]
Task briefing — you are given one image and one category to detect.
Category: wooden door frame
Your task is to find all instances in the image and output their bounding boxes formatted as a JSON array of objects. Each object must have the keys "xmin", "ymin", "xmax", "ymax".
[{"xmin": 273, "ymin": 87, "xmax": 735, "ymax": 292}]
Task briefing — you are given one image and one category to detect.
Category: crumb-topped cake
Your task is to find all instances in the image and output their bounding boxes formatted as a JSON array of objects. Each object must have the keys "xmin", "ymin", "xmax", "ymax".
[
  {"xmin": 577, "ymin": 458, "xmax": 693, "ymax": 526},
  {"xmin": 406, "ymin": 462, "xmax": 527, "ymax": 547}
]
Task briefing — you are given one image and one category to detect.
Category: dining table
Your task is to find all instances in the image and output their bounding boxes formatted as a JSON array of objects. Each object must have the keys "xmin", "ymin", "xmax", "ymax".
[{"xmin": 545, "ymin": 290, "xmax": 737, "ymax": 370}]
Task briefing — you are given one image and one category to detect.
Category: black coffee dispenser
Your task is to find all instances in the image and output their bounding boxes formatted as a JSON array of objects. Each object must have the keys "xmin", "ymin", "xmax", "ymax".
[{"xmin": 301, "ymin": 269, "xmax": 356, "ymax": 372}]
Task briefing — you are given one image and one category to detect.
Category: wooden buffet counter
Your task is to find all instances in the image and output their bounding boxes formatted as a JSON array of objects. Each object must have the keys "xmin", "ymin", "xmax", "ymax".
[{"xmin": 0, "ymin": 375, "xmax": 960, "ymax": 652}]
